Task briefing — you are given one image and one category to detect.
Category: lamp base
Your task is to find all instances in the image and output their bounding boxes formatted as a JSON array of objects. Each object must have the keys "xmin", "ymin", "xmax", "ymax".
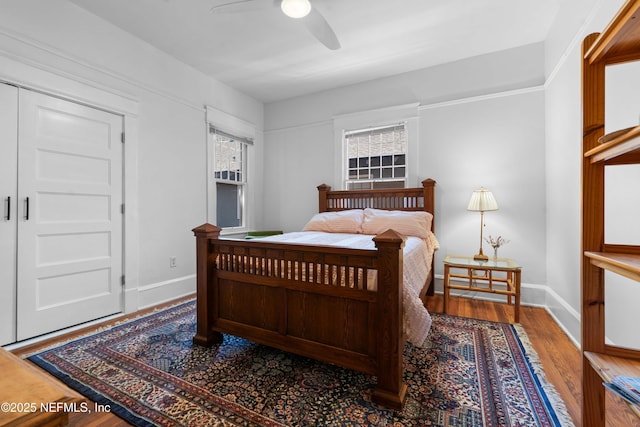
[{"xmin": 473, "ymin": 253, "xmax": 488, "ymax": 261}]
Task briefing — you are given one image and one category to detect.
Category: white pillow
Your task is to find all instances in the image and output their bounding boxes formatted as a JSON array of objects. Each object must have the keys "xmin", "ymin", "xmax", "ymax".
[
  {"xmin": 303, "ymin": 209, "xmax": 364, "ymax": 234},
  {"xmin": 362, "ymin": 208, "xmax": 433, "ymax": 239}
]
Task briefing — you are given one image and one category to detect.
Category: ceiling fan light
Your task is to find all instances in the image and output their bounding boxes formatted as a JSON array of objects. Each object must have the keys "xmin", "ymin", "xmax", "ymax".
[{"xmin": 281, "ymin": 0, "xmax": 311, "ymax": 18}]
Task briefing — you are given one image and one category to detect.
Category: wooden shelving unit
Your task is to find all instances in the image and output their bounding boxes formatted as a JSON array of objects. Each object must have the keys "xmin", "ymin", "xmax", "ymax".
[
  {"xmin": 584, "ymin": 352, "xmax": 640, "ymax": 418},
  {"xmin": 585, "ymin": 125, "xmax": 640, "ymax": 162},
  {"xmin": 581, "ymin": 1, "xmax": 640, "ymax": 425},
  {"xmin": 584, "ymin": 251, "xmax": 640, "ymax": 282}
]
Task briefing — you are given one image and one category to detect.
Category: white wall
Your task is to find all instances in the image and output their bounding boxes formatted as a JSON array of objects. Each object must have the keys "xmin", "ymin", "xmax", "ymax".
[
  {"xmin": 544, "ymin": 0, "xmax": 634, "ymax": 345},
  {"xmin": 604, "ymin": 62, "xmax": 640, "ymax": 349},
  {"xmin": 264, "ymin": 121, "xmax": 335, "ymax": 231},
  {"xmin": 543, "ymin": 33, "xmax": 584, "ymax": 340},
  {"xmin": 264, "ymin": 44, "xmax": 547, "ymax": 289},
  {"xmin": 0, "ymin": 0, "xmax": 264, "ymax": 314},
  {"xmin": 420, "ymin": 90, "xmax": 546, "ymax": 286}
]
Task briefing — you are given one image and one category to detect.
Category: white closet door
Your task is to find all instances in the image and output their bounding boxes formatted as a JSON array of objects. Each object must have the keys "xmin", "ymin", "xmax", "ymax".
[
  {"xmin": 0, "ymin": 83, "xmax": 18, "ymax": 345},
  {"xmin": 17, "ymin": 90, "xmax": 124, "ymax": 340}
]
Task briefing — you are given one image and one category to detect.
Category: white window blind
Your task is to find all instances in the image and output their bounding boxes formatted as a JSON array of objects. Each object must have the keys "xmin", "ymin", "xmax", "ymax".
[{"xmin": 344, "ymin": 123, "xmax": 407, "ymax": 190}]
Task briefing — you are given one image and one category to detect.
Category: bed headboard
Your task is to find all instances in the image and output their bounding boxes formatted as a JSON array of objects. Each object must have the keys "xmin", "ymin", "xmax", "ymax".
[{"xmin": 317, "ymin": 179, "xmax": 436, "ymax": 230}]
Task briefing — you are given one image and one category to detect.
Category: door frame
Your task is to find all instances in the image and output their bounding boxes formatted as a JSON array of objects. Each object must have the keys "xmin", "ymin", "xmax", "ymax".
[
  {"xmin": 0, "ymin": 54, "xmax": 142, "ymax": 317},
  {"xmin": 16, "ymin": 88, "xmax": 126, "ymax": 339},
  {"xmin": 0, "ymin": 83, "xmax": 18, "ymax": 345}
]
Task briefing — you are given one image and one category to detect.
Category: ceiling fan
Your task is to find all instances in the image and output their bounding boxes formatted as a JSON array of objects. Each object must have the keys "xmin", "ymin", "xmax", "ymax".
[{"xmin": 211, "ymin": 0, "xmax": 341, "ymax": 50}]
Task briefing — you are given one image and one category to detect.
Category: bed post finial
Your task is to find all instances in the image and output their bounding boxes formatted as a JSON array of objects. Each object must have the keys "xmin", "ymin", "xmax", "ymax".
[
  {"xmin": 192, "ymin": 223, "xmax": 221, "ymax": 238},
  {"xmin": 317, "ymin": 183, "xmax": 332, "ymax": 212},
  {"xmin": 421, "ymin": 178, "xmax": 436, "ymax": 188}
]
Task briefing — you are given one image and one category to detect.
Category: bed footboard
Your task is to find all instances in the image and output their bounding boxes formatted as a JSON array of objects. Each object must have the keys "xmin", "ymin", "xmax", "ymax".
[{"xmin": 192, "ymin": 224, "xmax": 407, "ymax": 410}]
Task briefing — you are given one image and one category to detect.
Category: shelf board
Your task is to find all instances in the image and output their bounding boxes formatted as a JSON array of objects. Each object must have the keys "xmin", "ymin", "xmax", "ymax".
[
  {"xmin": 585, "ymin": 0, "xmax": 640, "ymax": 64},
  {"xmin": 584, "ymin": 126, "xmax": 640, "ymax": 163},
  {"xmin": 584, "ymin": 251, "xmax": 640, "ymax": 282},
  {"xmin": 584, "ymin": 351, "xmax": 640, "ymax": 418}
]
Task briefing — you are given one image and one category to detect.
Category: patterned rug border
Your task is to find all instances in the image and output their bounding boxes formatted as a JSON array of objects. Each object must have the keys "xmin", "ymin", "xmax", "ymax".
[
  {"xmin": 30, "ymin": 356, "xmax": 157, "ymax": 426},
  {"xmin": 510, "ymin": 322, "xmax": 573, "ymax": 426},
  {"xmin": 26, "ymin": 300, "xmax": 200, "ymax": 427},
  {"xmin": 26, "ymin": 301, "xmax": 575, "ymax": 427}
]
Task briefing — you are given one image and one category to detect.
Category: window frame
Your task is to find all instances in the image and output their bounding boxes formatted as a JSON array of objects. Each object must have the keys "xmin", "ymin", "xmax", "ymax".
[
  {"xmin": 206, "ymin": 106, "xmax": 255, "ymax": 235},
  {"xmin": 212, "ymin": 130, "xmax": 248, "ymax": 229},
  {"xmin": 333, "ymin": 103, "xmax": 419, "ymax": 190},
  {"xmin": 344, "ymin": 123, "xmax": 408, "ymax": 189}
]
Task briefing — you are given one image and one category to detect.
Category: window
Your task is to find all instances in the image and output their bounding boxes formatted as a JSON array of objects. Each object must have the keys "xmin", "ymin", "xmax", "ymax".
[
  {"xmin": 211, "ymin": 127, "xmax": 250, "ymax": 229},
  {"xmin": 344, "ymin": 124, "xmax": 407, "ymax": 190}
]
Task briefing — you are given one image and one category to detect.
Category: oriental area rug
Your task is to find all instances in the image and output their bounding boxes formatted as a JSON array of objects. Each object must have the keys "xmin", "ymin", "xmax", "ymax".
[{"xmin": 27, "ymin": 300, "xmax": 574, "ymax": 427}]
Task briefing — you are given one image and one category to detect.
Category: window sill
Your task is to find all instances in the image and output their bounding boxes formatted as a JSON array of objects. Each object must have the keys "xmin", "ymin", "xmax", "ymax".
[{"xmin": 219, "ymin": 228, "xmax": 249, "ymax": 238}]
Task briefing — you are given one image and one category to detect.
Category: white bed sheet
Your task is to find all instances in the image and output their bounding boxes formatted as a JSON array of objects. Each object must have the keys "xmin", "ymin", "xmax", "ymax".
[{"xmin": 259, "ymin": 231, "xmax": 437, "ymax": 347}]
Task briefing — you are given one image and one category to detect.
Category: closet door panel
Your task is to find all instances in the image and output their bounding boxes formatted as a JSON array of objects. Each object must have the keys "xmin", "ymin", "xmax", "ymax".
[
  {"xmin": 0, "ymin": 83, "xmax": 18, "ymax": 345},
  {"xmin": 16, "ymin": 90, "xmax": 124, "ymax": 340}
]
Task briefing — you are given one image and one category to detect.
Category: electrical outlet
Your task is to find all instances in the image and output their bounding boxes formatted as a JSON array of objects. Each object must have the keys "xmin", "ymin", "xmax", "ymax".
[{"xmin": 169, "ymin": 256, "xmax": 177, "ymax": 268}]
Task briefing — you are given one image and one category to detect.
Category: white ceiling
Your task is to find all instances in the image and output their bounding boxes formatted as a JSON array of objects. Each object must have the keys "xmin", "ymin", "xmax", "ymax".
[{"xmin": 68, "ymin": 0, "xmax": 561, "ymax": 103}]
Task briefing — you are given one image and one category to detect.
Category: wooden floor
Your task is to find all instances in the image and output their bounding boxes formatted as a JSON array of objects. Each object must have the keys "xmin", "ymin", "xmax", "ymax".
[{"xmin": 10, "ymin": 294, "xmax": 640, "ymax": 426}]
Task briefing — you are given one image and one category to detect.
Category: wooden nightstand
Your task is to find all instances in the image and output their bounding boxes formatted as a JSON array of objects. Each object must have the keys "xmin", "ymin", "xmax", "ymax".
[{"xmin": 443, "ymin": 254, "xmax": 522, "ymax": 323}]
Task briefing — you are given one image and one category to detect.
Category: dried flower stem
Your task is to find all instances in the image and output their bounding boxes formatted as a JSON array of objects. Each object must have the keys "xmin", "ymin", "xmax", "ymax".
[{"xmin": 485, "ymin": 235, "xmax": 509, "ymax": 249}]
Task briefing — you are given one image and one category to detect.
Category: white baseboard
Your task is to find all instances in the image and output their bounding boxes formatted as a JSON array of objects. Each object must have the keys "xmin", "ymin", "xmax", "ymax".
[
  {"xmin": 544, "ymin": 286, "xmax": 581, "ymax": 348},
  {"xmin": 136, "ymin": 275, "xmax": 196, "ymax": 310}
]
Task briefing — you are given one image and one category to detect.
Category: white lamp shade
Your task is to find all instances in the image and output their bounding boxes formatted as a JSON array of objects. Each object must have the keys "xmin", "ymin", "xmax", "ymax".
[
  {"xmin": 467, "ymin": 188, "xmax": 498, "ymax": 212},
  {"xmin": 281, "ymin": 0, "xmax": 311, "ymax": 18}
]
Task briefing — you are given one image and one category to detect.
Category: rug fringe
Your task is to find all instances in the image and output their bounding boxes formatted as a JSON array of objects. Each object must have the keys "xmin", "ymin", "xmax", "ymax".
[{"xmin": 513, "ymin": 324, "xmax": 576, "ymax": 427}]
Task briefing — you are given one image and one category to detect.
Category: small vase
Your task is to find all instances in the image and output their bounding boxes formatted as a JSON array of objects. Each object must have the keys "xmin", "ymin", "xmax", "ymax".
[{"xmin": 493, "ymin": 247, "xmax": 498, "ymax": 261}]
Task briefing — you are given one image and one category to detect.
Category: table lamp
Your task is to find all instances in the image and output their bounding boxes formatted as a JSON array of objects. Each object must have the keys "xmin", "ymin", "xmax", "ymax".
[{"xmin": 467, "ymin": 187, "xmax": 498, "ymax": 261}]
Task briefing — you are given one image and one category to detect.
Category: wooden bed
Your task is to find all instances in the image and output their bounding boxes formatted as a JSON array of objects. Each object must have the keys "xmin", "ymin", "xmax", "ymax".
[{"xmin": 192, "ymin": 179, "xmax": 436, "ymax": 410}]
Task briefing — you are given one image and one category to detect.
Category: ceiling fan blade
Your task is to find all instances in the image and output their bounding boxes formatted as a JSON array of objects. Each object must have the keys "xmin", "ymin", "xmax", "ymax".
[
  {"xmin": 301, "ymin": 7, "xmax": 341, "ymax": 50},
  {"xmin": 211, "ymin": 0, "xmax": 273, "ymax": 14}
]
